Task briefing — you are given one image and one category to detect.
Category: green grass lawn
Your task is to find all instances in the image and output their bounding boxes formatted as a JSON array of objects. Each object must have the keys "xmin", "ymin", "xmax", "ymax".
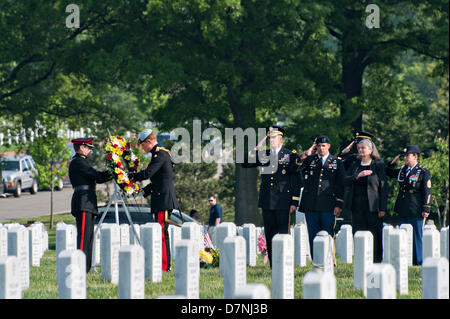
[{"xmin": 3, "ymin": 213, "xmax": 423, "ymax": 299}]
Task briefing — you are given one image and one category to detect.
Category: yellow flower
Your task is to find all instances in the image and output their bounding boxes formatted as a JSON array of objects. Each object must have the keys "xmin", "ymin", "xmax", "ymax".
[
  {"xmin": 199, "ymin": 250, "xmax": 213, "ymax": 264},
  {"xmin": 129, "ymin": 162, "xmax": 135, "ymax": 168},
  {"xmin": 114, "ymin": 168, "xmax": 122, "ymax": 174},
  {"xmin": 124, "ymin": 155, "xmax": 131, "ymax": 161}
]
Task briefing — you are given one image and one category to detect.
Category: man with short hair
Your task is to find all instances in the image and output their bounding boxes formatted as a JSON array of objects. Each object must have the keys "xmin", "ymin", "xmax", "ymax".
[
  {"xmin": 386, "ymin": 145, "xmax": 432, "ymax": 265},
  {"xmin": 298, "ymin": 135, "xmax": 346, "ymax": 257},
  {"xmin": 69, "ymin": 137, "xmax": 112, "ymax": 273},
  {"xmin": 128, "ymin": 129, "xmax": 178, "ymax": 272}
]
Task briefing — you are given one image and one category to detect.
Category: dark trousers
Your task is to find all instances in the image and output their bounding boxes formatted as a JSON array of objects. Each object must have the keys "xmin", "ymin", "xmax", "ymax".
[
  {"xmin": 305, "ymin": 211, "xmax": 335, "ymax": 258},
  {"xmin": 262, "ymin": 209, "xmax": 290, "ymax": 268},
  {"xmin": 399, "ymin": 217, "xmax": 424, "ymax": 265},
  {"xmin": 155, "ymin": 211, "xmax": 171, "ymax": 271},
  {"xmin": 351, "ymin": 196, "xmax": 383, "ymax": 263},
  {"xmin": 75, "ymin": 211, "xmax": 95, "ymax": 273}
]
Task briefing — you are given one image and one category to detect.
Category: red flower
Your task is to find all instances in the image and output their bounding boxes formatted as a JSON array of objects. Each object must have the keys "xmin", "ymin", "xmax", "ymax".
[
  {"xmin": 107, "ymin": 154, "xmax": 112, "ymax": 160},
  {"xmin": 118, "ymin": 162, "xmax": 122, "ymax": 168}
]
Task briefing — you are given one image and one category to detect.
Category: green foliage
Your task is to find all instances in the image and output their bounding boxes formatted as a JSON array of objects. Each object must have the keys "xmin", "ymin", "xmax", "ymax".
[
  {"xmin": 421, "ymin": 136, "xmax": 449, "ymax": 227},
  {"xmin": 27, "ymin": 115, "xmax": 71, "ymax": 189}
]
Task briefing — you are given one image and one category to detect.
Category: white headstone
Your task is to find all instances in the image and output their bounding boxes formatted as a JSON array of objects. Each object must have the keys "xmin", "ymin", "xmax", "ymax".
[
  {"xmin": 141, "ymin": 223, "xmax": 162, "ymax": 282},
  {"xmin": 335, "ymin": 224, "xmax": 353, "ymax": 263},
  {"xmin": 119, "ymin": 224, "xmax": 130, "ymax": 247},
  {"xmin": 118, "ymin": 245, "xmax": 145, "ymax": 299},
  {"xmin": 441, "ymin": 226, "xmax": 449, "ymax": 260},
  {"xmin": 294, "ymin": 223, "xmax": 307, "ymax": 267},
  {"xmin": 7, "ymin": 226, "xmax": 30, "ymax": 290},
  {"xmin": 223, "ymin": 236, "xmax": 246, "ymax": 299},
  {"xmin": 101, "ymin": 223, "xmax": 121, "ymax": 284},
  {"xmin": 181, "ymin": 222, "xmax": 203, "ymax": 253},
  {"xmin": 353, "ymin": 231, "xmax": 373, "ymax": 296},
  {"xmin": 175, "ymin": 240, "xmax": 199, "ymax": 299},
  {"xmin": 168, "ymin": 225, "xmax": 181, "ymax": 260},
  {"xmin": 313, "ymin": 231, "xmax": 334, "ymax": 273},
  {"xmin": 390, "ymin": 228, "xmax": 408, "ymax": 295},
  {"xmin": 382, "ymin": 224, "xmax": 394, "ymax": 263},
  {"xmin": 399, "ymin": 224, "xmax": 413, "ymax": 266},
  {"xmin": 302, "ymin": 270, "xmax": 336, "ymax": 299},
  {"xmin": 234, "ymin": 283, "xmax": 271, "ymax": 299},
  {"xmin": 423, "ymin": 228, "xmax": 440, "ymax": 260},
  {"xmin": 0, "ymin": 226, "xmax": 7, "ymax": 257},
  {"xmin": 295, "ymin": 212, "xmax": 312, "ymax": 260},
  {"xmin": 272, "ymin": 234, "xmax": 294, "ymax": 299},
  {"xmin": 422, "ymin": 257, "xmax": 449, "ymax": 299},
  {"xmin": 28, "ymin": 224, "xmax": 42, "ymax": 267},
  {"xmin": 129, "ymin": 224, "xmax": 141, "ymax": 246},
  {"xmin": 236, "ymin": 226, "xmax": 243, "ymax": 237},
  {"xmin": 366, "ymin": 263, "xmax": 396, "ymax": 299},
  {"xmin": 216, "ymin": 222, "xmax": 236, "ymax": 277},
  {"xmin": 93, "ymin": 225, "xmax": 101, "ymax": 264},
  {"xmin": 56, "ymin": 223, "xmax": 77, "ymax": 257},
  {"xmin": 57, "ymin": 249, "xmax": 86, "ymax": 299},
  {"xmin": 242, "ymin": 224, "xmax": 256, "ymax": 266},
  {"xmin": 0, "ymin": 256, "xmax": 22, "ymax": 299}
]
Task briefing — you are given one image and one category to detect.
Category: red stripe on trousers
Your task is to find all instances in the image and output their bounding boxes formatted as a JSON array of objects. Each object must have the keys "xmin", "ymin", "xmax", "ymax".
[
  {"xmin": 157, "ymin": 211, "xmax": 168, "ymax": 271},
  {"xmin": 80, "ymin": 211, "xmax": 86, "ymax": 251}
]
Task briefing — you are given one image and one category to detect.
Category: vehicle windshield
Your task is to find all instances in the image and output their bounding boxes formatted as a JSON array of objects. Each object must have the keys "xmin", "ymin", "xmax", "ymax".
[{"xmin": 1, "ymin": 161, "xmax": 20, "ymax": 171}]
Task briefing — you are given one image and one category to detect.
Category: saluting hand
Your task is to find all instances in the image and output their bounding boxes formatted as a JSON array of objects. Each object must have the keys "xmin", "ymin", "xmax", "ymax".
[
  {"xmin": 341, "ymin": 141, "xmax": 355, "ymax": 155},
  {"xmin": 390, "ymin": 154, "xmax": 401, "ymax": 165}
]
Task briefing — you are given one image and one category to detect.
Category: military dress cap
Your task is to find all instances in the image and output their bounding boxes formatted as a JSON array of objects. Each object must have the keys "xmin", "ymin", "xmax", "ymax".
[
  {"xmin": 138, "ymin": 129, "xmax": 153, "ymax": 143},
  {"xmin": 315, "ymin": 135, "xmax": 331, "ymax": 144},
  {"xmin": 71, "ymin": 137, "xmax": 94, "ymax": 148},
  {"xmin": 266, "ymin": 125, "xmax": 285, "ymax": 137},
  {"xmin": 354, "ymin": 131, "xmax": 374, "ymax": 141},
  {"xmin": 401, "ymin": 145, "xmax": 421, "ymax": 155}
]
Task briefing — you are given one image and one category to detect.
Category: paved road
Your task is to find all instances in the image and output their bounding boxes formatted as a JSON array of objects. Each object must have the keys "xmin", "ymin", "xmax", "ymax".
[{"xmin": 0, "ymin": 186, "xmax": 74, "ymax": 222}]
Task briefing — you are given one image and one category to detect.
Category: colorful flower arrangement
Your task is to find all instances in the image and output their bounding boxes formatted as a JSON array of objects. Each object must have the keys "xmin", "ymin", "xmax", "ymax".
[
  {"xmin": 105, "ymin": 135, "xmax": 141, "ymax": 196},
  {"xmin": 200, "ymin": 231, "xmax": 220, "ymax": 268},
  {"xmin": 257, "ymin": 232, "xmax": 269, "ymax": 265}
]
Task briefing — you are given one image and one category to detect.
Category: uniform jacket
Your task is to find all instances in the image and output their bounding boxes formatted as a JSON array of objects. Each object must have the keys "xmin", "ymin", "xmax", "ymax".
[
  {"xmin": 241, "ymin": 147, "xmax": 302, "ymax": 210},
  {"xmin": 386, "ymin": 162, "xmax": 432, "ymax": 218},
  {"xmin": 69, "ymin": 153, "xmax": 112, "ymax": 215},
  {"xmin": 298, "ymin": 153, "xmax": 346, "ymax": 212},
  {"xmin": 343, "ymin": 158, "xmax": 388, "ymax": 212},
  {"xmin": 131, "ymin": 144, "xmax": 178, "ymax": 213}
]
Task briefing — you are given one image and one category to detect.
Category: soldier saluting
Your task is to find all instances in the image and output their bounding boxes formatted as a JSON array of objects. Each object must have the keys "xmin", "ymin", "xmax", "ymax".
[
  {"xmin": 298, "ymin": 135, "xmax": 346, "ymax": 257},
  {"xmin": 241, "ymin": 125, "xmax": 302, "ymax": 268},
  {"xmin": 69, "ymin": 137, "xmax": 112, "ymax": 273},
  {"xmin": 386, "ymin": 145, "xmax": 432, "ymax": 266}
]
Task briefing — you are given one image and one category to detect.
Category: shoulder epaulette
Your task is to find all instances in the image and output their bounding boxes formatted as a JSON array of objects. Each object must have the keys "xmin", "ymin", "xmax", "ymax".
[{"xmin": 155, "ymin": 146, "xmax": 171, "ymax": 155}]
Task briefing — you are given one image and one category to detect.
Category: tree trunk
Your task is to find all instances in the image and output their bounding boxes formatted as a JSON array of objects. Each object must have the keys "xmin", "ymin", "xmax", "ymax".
[{"xmin": 234, "ymin": 164, "xmax": 260, "ymax": 226}]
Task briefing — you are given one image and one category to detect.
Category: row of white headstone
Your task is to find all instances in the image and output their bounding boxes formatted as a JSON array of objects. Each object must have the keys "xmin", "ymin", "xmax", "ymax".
[{"xmin": 0, "ymin": 222, "xmax": 49, "ymax": 298}]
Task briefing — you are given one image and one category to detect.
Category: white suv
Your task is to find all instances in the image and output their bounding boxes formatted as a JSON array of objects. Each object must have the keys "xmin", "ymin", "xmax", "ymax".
[{"xmin": 1, "ymin": 155, "xmax": 39, "ymax": 197}]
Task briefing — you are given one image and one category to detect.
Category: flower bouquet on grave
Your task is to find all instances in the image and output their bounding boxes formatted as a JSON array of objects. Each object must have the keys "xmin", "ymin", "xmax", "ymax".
[
  {"xmin": 200, "ymin": 231, "xmax": 219, "ymax": 268},
  {"xmin": 257, "ymin": 232, "xmax": 269, "ymax": 265}
]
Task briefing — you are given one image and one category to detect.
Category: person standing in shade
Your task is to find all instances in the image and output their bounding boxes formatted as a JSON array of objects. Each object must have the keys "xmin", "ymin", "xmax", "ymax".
[
  {"xmin": 343, "ymin": 137, "xmax": 388, "ymax": 262},
  {"xmin": 298, "ymin": 135, "xmax": 346, "ymax": 257},
  {"xmin": 386, "ymin": 145, "xmax": 432, "ymax": 265},
  {"xmin": 128, "ymin": 129, "xmax": 179, "ymax": 272},
  {"xmin": 69, "ymin": 137, "xmax": 112, "ymax": 273},
  {"xmin": 241, "ymin": 125, "xmax": 302, "ymax": 268},
  {"xmin": 207, "ymin": 195, "xmax": 222, "ymax": 244}
]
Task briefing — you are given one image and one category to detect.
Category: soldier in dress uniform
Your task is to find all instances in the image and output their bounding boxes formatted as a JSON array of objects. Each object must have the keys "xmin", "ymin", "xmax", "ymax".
[
  {"xmin": 386, "ymin": 145, "xmax": 432, "ymax": 265},
  {"xmin": 298, "ymin": 135, "xmax": 346, "ymax": 257},
  {"xmin": 241, "ymin": 125, "xmax": 302, "ymax": 268},
  {"xmin": 69, "ymin": 137, "xmax": 112, "ymax": 273},
  {"xmin": 128, "ymin": 129, "xmax": 179, "ymax": 272}
]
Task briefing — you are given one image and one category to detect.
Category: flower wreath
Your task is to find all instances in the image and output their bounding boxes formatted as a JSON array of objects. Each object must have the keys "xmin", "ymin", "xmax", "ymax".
[{"xmin": 105, "ymin": 135, "xmax": 141, "ymax": 196}]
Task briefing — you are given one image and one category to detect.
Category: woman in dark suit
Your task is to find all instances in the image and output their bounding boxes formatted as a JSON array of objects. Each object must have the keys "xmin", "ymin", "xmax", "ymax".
[{"xmin": 344, "ymin": 138, "xmax": 388, "ymax": 262}]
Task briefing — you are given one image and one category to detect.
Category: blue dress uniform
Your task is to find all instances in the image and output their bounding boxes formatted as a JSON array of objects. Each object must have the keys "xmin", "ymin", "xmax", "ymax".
[
  {"xmin": 241, "ymin": 126, "xmax": 302, "ymax": 267},
  {"xmin": 69, "ymin": 138, "xmax": 112, "ymax": 272},
  {"xmin": 298, "ymin": 136, "xmax": 346, "ymax": 256},
  {"xmin": 386, "ymin": 145, "xmax": 432, "ymax": 265}
]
